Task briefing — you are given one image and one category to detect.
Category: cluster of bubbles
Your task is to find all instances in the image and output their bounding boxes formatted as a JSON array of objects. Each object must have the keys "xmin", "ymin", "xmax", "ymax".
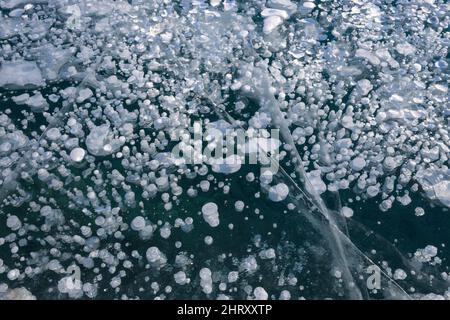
[{"xmin": 0, "ymin": 0, "xmax": 449, "ymax": 299}]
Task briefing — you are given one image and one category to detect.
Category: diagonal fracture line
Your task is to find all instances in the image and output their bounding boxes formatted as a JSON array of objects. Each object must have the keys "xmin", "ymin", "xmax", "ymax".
[{"xmin": 212, "ymin": 103, "xmax": 412, "ymax": 299}]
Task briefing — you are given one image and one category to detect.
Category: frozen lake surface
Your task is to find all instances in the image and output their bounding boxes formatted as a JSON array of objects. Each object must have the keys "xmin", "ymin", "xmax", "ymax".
[{"xmin": 0, "ymin": 0, "xmax": 449, "ymax": 300}]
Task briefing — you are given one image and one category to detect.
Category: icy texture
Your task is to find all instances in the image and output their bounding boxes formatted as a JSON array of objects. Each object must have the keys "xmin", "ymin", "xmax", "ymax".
[
  {"xmin": 416, "ymin": 166, "xmax": 450, "ymax": 208},
  {"xmin": 86, "ymin": 125, "xmax": 124, "ymax": 156},
  {"xmin": 0, "ymin": 61, "xmax": 44, "ymax": 89},
  {"xmin": 0, "ymin": 0, "xmax": 448, "ymax": 301}
]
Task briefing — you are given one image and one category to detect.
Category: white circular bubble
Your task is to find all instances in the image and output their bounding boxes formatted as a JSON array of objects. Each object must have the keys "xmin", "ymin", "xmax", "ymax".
[
  {"xmin": 174, "ymin": 271, "xmax": 188, "ymax": 285},
  {"xmin": 46, "ymin": 128, "xmax": 61, "ymax": 141},
  {"xmin": 146, "ymin": 246, "xmax": 166, "ymax": 265},
  {"xmin": 234, "ymin": 200, "xmax": 245, "ymax": 212},
  {"xmin": 204, "ymin": 236, "xmax": 213, "ymax": 245},
  {"xmin": 131, "ymin": 216, "xmax": 146, "ymax": 231},
  {"xmin": 351, "ymin": 157, "xmax": 366, "ymax": 172},
  {"xmin": 6, "ymin": 215, "xmax": 21, "ymax": 231},
  {"xmin": 268, "ymin": 183, "xmax": 289, "ymax": 202},
  {"xmin": 70, "ymin": 147, "xmax": 86, "ymax": 162},
  {"xmin": 342, "ymin": 206, "xmax": 354, "ymax": 218},
  {"xmin": 253, "ymin": 287, "xmax": 268, "ymax": 300},
  {"xmin": 202, "ymin": 202, "xmax": 220, "ymax": 227}
]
